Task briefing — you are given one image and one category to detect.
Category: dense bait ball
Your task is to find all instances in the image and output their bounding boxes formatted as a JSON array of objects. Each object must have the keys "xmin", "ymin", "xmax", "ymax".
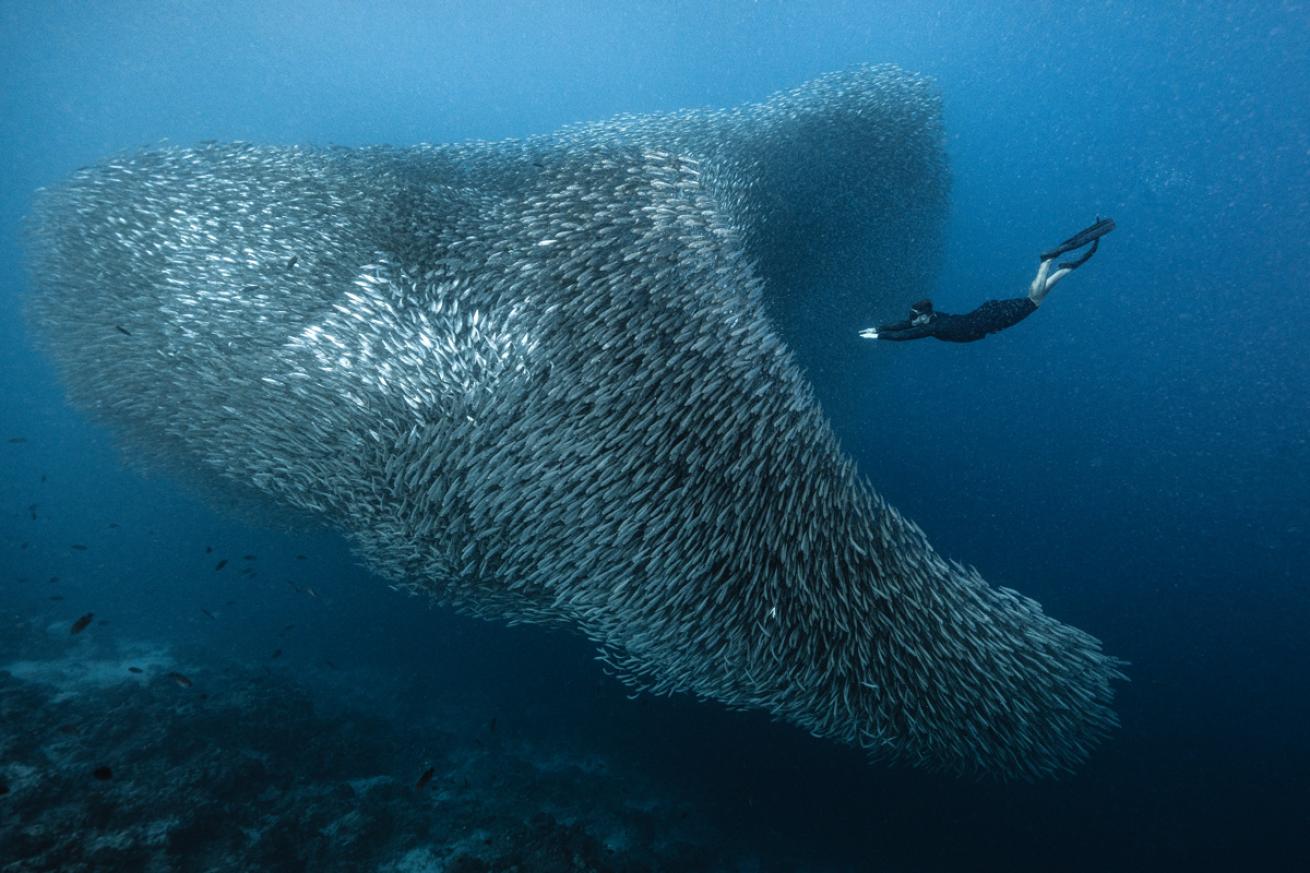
[{"xmin": 26, "ymin": 65, "xmax": 1123, "ymax": 779}]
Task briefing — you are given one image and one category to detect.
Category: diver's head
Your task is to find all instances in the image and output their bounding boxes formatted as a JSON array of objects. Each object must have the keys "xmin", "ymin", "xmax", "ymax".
[{"xmin": 910, "ymin": 299, "xmax": 934, "ymax": 325}]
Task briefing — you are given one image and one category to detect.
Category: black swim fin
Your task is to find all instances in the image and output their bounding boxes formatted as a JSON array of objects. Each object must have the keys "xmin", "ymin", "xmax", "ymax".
[{"xmin": 1040, "ymin": 216, "xmax": 1116, "ymax": 261}]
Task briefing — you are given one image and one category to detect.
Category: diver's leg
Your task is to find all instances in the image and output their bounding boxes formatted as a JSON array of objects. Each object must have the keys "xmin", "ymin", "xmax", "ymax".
[
  {"xmin": 1028, "ymin": 258, "xmax": 1078, "ymax": 306},
  {"xmin": 1031, "ymin": 233, "xmax": 1105, "ymax": 304},
  {"xmin": 1038, "ymin": 265, "xmax": 1074, "ymax": 298},
  {"xmin": 1028, "ymin": 258, "xmax": 1054, "ymax": 305}
]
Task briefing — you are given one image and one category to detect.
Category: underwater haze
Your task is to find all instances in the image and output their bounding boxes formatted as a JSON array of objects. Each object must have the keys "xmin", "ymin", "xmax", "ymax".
[{"xmin": 1, "ymin": 2, "xmax": 1307, "ymax": 871}]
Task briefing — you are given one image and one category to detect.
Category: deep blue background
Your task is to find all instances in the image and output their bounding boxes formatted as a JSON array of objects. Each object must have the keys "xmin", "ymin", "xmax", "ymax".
[{"xmin": 2, "ymin": 2, "xmax": 1307, "ymax": 870}]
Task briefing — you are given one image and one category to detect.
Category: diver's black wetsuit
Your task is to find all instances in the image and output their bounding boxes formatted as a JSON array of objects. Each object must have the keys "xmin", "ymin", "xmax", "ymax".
[
  {"xmin": 865, "ymin": 216, "xmax": 1115, "ymax": 344},
  {"xmin": 874, "ymin": 297, "xmax": 1037, "ymax": 343}
]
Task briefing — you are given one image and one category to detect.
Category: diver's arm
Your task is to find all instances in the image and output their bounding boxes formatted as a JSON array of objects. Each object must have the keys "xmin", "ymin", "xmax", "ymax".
[{"xmin": 859, "ymin": 319, "xmax": 935, "ymax": 341}]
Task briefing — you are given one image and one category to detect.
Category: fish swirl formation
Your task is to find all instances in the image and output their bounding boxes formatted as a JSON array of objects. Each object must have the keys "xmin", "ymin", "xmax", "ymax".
[{"xmin": 26, "ymin": 65, "xmax": 1124, "ymax": 778}]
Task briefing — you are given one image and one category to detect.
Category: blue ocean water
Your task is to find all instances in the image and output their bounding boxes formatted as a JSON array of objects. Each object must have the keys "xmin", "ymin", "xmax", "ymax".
[{"xmin": 1, "ymin": 2, "xmax": 1306, "ymax": 871}]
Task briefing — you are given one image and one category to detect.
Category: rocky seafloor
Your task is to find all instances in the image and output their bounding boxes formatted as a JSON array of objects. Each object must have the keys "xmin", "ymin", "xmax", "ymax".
[{"xmin": 0, "ymin": 620, "xmax": 765, "ymax": 872}]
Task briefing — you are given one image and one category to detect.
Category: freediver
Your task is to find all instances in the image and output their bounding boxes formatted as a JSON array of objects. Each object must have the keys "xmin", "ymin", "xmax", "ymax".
[{"xmin": 859, "ymin": 217, "xmax": 1116, "ymax": 343}]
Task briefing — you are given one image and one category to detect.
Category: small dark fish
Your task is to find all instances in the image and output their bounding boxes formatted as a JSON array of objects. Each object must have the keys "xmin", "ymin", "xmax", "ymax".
[
  {"xmin": 56, "ymin": 723, "xmax": 78, "ymax": 735},
  {"xmin": 286, "ymin": 255, "xmax": 298, "ymax": 269},
  {"xmin": 166, "ymin": 671, "xmax": 192, "ymax": 688},
  {"xmin": 93, "ymin": 766, "xmax": 112, "ymax": 781},
  {"xmin": 28, "ymin": 504, "xmax": 38, "ymax": 519},
  {"xmin": 489, "ymin": 717, "xmax": 497, "ymax": 734},
  {"xmin": 279, "ymin": 624, "xmax": 295, "ymax": 636},
  {"xmin": 20, "ymin": 542, "xmax": 29, "ymax": 550},
  {"xmin": 70, "ymin": 612, "xmax": 94, "ymax": 634},
  {"xmin": 128, "ymin": 666, "xmax": 143, "ymax": 674},
  {"xmin": 214, "ymin": 559, "xmax": 228, "ymax": 571},
  {"xmin": 49, "ymin": 595, "xmax": 63, "ymax": 601},
  {"xmin": 242, "ymin": 554, "xmax": 256, "ymax": 561},
  {"xmin": 7, "ymin": 437, "xmax": 26, "ymax": 444},
  {"xmin": 200, "ymin": 608, "xmax": 216, "ymax": 620},
  {"xmin": 324, "ymin": 659, "xmax": 338, "ymax": 670},
  {"xmin": 48, "ymin": 576, "xmax": 59, "ymax": 584},
  {"xmin": 108, "ymin": 522, "xmax": 120, "ymax": 529},
  {"xmin": 415, "ymin": 767, "xmax": 435, "ymax": 789},
  {"xmin": 40, "ymin": 473, "xmax": 47, "ymax": 483},
  {"xmin": 270, "ymin": 648, "xmax": 283, "ymax": 659},
  {"xmin": 98, "ymin": 619, "xmax": 110, "ymax": 626},
  {"xmin": 114, "ymin": 324, "xmax": 132, "ymax": 337},
  {"xmin": 205, "ymin": 545, "xmax": 213, "ymax": 554},
  {"xmin": 0, "ymin": 781, "xmax": 8, "ymax": 796},
  {"xmin": 224, "ymin": 600, "xmax": 236, "ymax": 607},
  {"xmin": 70, "ymin": 544, "xmax": 87, "ymax": 551}
]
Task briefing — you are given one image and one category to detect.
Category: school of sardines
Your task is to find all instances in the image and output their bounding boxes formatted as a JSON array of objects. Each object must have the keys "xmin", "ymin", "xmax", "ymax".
[{"xmin": 26, "ymin": 64, "xmax": 1124, "ymax": 779}]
